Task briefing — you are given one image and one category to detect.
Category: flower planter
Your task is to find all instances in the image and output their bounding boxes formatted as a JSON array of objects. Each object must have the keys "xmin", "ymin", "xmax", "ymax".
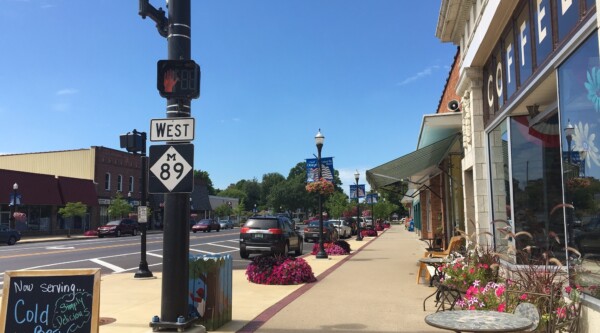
[{"xmin": 245, "ymin": 255, "xmax": 316, "ymax": 285}]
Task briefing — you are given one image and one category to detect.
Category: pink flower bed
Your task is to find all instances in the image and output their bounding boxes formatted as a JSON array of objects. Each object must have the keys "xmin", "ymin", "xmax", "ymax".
[
  {"xmin": 246, "ymin": 255, "xmax": 316, "ymax": 285},
  {"xmin": 310, "ymin": 240, "xmax": 351, "ymax": 255}
]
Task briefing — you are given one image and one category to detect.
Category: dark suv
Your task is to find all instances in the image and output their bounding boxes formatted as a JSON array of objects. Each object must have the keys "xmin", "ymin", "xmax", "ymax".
[{"xmin": 239, "ymin": 216, "xmax": 303, "ymax": 259}]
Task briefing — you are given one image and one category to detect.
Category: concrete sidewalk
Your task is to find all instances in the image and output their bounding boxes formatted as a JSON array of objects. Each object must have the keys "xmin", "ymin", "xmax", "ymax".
[{"xmin": 5, "ymin": 227, "xmax": 443, "ymax": 332}]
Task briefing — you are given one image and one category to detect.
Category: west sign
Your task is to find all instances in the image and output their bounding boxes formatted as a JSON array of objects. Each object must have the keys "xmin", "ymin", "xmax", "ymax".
[{"xmin": 150, "ymin": 118, "xmax": 195, "ymax": 142}]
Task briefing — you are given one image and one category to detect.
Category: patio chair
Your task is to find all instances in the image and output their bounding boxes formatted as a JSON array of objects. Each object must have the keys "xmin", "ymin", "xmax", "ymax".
[{"xmin": 416, "ymin": 236, "xmax": 464, "ymax": 284}]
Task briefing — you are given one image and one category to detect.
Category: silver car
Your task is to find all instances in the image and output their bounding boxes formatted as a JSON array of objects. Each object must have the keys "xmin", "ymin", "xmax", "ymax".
[
  {"xmin": 219, "ymin": 219, "xmax": 234, "ymax": 229},
  {"xmin": 328, "ymin": 219, "xmax": 352, "ymax": 239}
]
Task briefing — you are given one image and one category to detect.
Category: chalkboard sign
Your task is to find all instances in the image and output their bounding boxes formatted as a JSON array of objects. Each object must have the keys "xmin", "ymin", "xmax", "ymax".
[{"xmin": 0, "ymin": 269, "xmax": 100, "ymax": 333}]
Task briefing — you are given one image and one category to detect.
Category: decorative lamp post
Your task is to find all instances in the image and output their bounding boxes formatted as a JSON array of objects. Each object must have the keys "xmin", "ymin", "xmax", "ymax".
[
  {"xmin": 10, "ymin": 183, "xmax": 18, "ymax": 230},
  {"xmin": 315, "ymin": 129, "xmax": 328, "ymax": 259},
  {"xmin": 355, "ymin": 171, "xmax": 363, "ymax": 241},
  {"xmin": 565, "ymin": 119, "xmax": 574, "ymax": 164}
]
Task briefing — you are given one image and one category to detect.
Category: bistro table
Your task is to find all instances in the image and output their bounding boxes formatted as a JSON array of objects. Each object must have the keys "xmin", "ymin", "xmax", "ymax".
[
  {"xmin": 424, "ymin": 310, "xmax": 533, "ymax": 333},
  {"xmin": 419, "ymin": 256, "xmax": 449, "ymax": 287},
  {"xmin": 420, "ymin": 237, "xmax": 443, "ymax": 251}
]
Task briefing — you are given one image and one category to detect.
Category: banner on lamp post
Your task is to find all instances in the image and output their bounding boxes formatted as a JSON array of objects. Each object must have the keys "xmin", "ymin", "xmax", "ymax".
[
  {"xmin": 305, "ymin": 157, "xmax": 334, "ymax": 182},
  {"xmin": 349, "ymin": 185, "xmax": 366, "ymax": 199},
  {"xmin": 366, "ymin": 193, "xmax": 378, "ymax": 204}
]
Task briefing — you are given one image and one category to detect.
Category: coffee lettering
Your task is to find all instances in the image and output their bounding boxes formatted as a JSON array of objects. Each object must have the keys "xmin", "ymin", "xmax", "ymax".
[
  {"xmin": 536, "ymin": 0, "xmax": 548, "ymax": 44},
  {"xmin": 519, "ymin": 20, "xmax": 528, "ymax": 66}
]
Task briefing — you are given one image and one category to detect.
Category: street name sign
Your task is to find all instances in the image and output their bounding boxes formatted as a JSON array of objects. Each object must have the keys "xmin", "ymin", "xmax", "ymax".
[
  {"xmin": 149, "ymin": 144, "xmax": 194, "ymax": 193},
  {"xmin": 150, "ymin": 118, "xmax": 195, "ymax": 142}
]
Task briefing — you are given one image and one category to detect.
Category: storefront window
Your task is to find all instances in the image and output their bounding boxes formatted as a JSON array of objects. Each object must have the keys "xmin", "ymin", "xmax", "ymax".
[
  {"xmin": 558, "ymin": 30, "xmax": 600, "ymax": 299},
  {"xmin": 489, "ymin": 120, "xmax": 512, "ymax": 258},
  {"xmin": 510, "ymin": 114, "xmax": 564, "ymax": 262}
]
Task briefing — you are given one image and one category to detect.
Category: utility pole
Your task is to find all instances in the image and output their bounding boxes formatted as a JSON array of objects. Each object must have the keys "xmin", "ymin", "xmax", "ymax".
[{"xmin": 140, "ymin": 1, "xmax": 199, "ymax": 331}]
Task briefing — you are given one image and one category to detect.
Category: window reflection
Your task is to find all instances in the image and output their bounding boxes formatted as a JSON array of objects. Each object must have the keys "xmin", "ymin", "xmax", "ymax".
[{"xmin": 558, "ymin": 30, "xmax": 600, "ymax": 299}]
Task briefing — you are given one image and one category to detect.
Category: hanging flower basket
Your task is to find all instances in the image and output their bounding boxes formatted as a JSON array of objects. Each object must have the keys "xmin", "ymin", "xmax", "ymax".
[
  {"xmin": 306, "ymin": 178, "xmax": 334, "ymax": 195},
  {"xmin": 13, "ymin": 212, "xmax": 27, "ymax": 222}
]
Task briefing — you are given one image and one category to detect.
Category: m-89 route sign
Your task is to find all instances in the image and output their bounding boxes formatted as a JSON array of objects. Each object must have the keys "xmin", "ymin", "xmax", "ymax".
[{"xmin": 149, "ymin": 144, "xmax": 194, "ymax": 193}]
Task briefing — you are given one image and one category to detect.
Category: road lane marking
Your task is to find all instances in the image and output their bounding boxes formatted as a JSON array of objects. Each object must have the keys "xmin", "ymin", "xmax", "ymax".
[
  {"xmin": 46, "ymin": 246, "xmax": 75, "ymax": 250},
  {"xmin": 209, "ymin": 243, "xmax": 239, "ymax": 250},
  {"xmin": 147, "ymin": 252, "xmax": 163, "ymax": 258},
  {"xmin": 90, "ymin": 258, "xmax": 125, "ymax": 273},
  {"xmin": 189, "ymin": 248, "xmax": 215, "ymax": 255}
]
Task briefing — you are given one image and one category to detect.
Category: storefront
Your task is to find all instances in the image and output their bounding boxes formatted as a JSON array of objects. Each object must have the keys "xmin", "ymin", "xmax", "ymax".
[{"xmin": 437, "ymin": 0, "xmax": 600, "ymax": 323}]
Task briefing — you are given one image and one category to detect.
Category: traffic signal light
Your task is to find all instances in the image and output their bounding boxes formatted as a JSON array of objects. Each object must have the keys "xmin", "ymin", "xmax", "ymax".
[{"xmin": 157, "ymin": 60, "xmax": 200, "ymax": 99}]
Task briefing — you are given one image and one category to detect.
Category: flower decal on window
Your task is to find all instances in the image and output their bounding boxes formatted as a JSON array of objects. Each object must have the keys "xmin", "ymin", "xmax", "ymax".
[
  {"xmin": 572, "ymin": 121, "xmax": 600, "ymax": 170},
  {"xmin": 585, "ymin": 67, "xmax": 600, "ymax": 112}
]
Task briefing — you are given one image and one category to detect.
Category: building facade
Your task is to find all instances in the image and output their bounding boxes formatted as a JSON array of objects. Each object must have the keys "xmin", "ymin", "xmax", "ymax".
[
  {"xmin": 435, "ymin": 0, "xmax": 600, "ymax": 328},
  {"xmin": 0, "ymin": 147, "xmax": 145, "ymax": 230}
]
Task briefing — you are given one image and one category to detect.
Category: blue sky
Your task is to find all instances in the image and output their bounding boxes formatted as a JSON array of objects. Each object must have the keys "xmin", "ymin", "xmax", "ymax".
[{"xmin": 0, "ymin": 0, "xmax": 457, "ymax": 194}]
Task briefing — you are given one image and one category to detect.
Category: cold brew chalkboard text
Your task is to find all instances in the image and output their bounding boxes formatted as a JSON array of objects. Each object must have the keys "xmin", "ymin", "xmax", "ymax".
[{"xmin": 1, "ymin": 269, "xmax": 100, "ymax": 333}]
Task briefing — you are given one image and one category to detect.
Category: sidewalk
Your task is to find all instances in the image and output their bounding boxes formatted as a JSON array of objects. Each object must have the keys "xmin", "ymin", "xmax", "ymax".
[{"xmin": 7, "ymin": 226, "xmax": 443, "ymax": 332}]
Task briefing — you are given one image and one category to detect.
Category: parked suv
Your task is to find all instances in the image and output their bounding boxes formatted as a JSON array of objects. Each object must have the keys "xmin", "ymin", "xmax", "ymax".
[
  {"xmin": 0, "ymin": 225, "xmax": 21, "ymax": 245},
  {"xmin": 98, "ymin": 218, "xmax": 139, "ymax": 238},
  {"xmin": 303, "ymin": 220, "xmax": 339, "ymax": 243},
  {"xmin": 239, "ymin": 216, "xmax": 303, "ymax": 259}
]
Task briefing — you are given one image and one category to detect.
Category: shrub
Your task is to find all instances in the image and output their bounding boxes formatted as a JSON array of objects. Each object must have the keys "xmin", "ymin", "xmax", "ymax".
[
  {"xmin": 246, "ymin": 255, "xmax": 316, "ymax": 285},
  {"xmin": 310, "ymin": 240, "xmax": 351, "ymax": 255},
  {"xmin": 361, "ymin": 229, "xmax": 378, "ymax": 237}
]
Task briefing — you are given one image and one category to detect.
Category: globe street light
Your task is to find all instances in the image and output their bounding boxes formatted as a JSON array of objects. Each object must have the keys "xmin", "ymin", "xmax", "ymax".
[
  {"xmin": 355, "ymin": 171, "xmax": 363, "ymax": 241},
  {"xmin": 315, "ymin": 129, "xmax": 328, "ymax": 259},
  {"xmin": 565, "ymin": 119, "xmax": 574, "ymax": 164}
]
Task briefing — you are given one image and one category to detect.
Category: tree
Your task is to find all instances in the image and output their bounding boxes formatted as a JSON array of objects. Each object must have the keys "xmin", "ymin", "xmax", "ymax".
[
  {"xmin": 214, "ymin": 204, "xmax": 232, "ymax": 219},
  {"xmin": 58, "ymin": 202, "xmax": 88, "ymax": 235},
  {"xmin": 108, "ymin": 192, "xmax": 132, "ymax": 219},
  {"xmin": 325, "ymin": 191, "xmax": 349, "ymax": 219},
  {"xmin": 194, "ymin": 170, "xmax": 215, "ymax": 195},
  {"xmin": 261, "ymin": 173, "xmax": 285, "ymax": 205}
]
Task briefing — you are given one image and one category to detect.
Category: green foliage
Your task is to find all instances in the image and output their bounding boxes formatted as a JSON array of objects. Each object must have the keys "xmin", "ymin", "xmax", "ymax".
[
  {"xmin": 214, "ymin": 203, "xmax": 232, "ymax": 218},
  {"xmin": 58, "ymin": 202, "xmax": 87, "ymax": 218},
  {"xmin": 325, "ymin": 191, "xmax": 349, "ymax": 219},
  {"xmin": 107, "ymin": 192, "xmax": 132, "ymax": 219},
  {"xmin": 194, "ymin": 170, "xmax": 215, "ymax": 195}
]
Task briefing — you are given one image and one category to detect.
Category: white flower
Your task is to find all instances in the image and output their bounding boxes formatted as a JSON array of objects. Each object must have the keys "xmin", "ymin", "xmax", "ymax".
[
  {"xmin": 585, "ymin": 67, "xmax": 600, "ymax": 112},
  {"xmin": 572, "ymin": 121, "xmax": 600, "ymax": 170}
]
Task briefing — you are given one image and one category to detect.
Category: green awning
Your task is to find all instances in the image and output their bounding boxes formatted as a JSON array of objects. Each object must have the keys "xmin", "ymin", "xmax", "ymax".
[{"xmin": 366, "ymin": 133, "xmax": 461, "ymax": 190}]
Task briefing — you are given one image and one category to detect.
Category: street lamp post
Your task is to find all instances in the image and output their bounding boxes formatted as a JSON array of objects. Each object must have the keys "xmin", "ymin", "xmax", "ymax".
[
  {"xmin": 565, "ymin": 119, "xmax": 574, "ymax": 165},
  {"xmin": 315, "ymin": 129, "xmax": 328, "ymax": 259},
  {"xmin": 10, "ymin": 183, "xmax": 18, "ymax": 230},
  {"xmin": 355, "ymin": 171, "xmax": 363, "ymax": 241}
]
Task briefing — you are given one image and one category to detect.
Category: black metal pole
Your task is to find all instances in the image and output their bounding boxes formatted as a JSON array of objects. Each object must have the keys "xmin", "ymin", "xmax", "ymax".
[
  {"xmin": 135, "ymin": 152, "xmax": 153, "ymax": 278},
  {"xmin": 10, "ymin": 187, "xmax": 17, "ymax": 230},
  {"xmin": 161, "ymin": 0, "xmax": 192, "ymax": 323},
  {"xmin": 356, "ymin": 179, "xmax": 363, "ymax": 241},
  {"xmin": 316, "ymin": 143, "xmax": 327, "ymax": 258}
]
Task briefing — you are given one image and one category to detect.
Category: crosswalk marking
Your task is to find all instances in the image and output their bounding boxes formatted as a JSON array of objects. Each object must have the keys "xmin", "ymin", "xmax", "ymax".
[{"xmin": 90, "ymin": 258, "xmax": 125, "ymax": 273}]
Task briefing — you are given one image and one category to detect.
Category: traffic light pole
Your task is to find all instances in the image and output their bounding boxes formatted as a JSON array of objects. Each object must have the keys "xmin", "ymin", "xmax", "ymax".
[
  {"xmin": 162, "ymin": 0, "xmax": 192, "ymax": 327},
  {"xmin": 140, "ymin": 0, "xmax": 195, "ymax": 330}
]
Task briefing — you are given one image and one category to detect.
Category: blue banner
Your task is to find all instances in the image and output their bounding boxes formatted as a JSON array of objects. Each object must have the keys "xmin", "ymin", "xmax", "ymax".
[
  {"xmin": 349, "ymin": 185, "xmax": 366, "ymax": 199},
  {"xmin": 366, "ymin": 193, "xmax": 378, "ymax": 204},
  {"xmin": 306, "ymin": 157, "xmax": 334, "ymax": 182}
]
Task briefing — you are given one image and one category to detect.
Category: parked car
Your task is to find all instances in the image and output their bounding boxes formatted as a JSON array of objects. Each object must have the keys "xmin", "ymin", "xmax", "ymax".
[
  {"xmin": 219, "ymin": 219, "xmax": 234, "ymax": 229},
  {"xmin": 192, "ymin": 219, "xmax": 221, "ymax": 233},
  {"xmin": 574, "ymin": 217, "xmax": 600, "ymax": 254},
  {"xmin": 328, "ymin": 219, "xmax": 352, "ymax": 238},
  {"xmin": 303, "ymin": 220, "xmax": 339, "ymax": 243},
  {"xmin": 98, "ymin": 218, "xmax": 139, "ymax": 238},
  {"xmin": 0, "ymin": 225, "xmax": 21, "ymax": 245},
  {"xmin": 239, "ymin": 216, "xmax": 303, "ymax": 259}
]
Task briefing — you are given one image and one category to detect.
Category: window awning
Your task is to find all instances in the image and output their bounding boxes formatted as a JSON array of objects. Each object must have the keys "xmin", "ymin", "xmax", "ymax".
[{"xmin": 366, "ymin": 133, "xmax": 461, "ymax": 190}]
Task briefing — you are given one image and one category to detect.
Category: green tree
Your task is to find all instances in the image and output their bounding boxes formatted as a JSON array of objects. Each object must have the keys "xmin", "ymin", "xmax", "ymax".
[
  {"xmin": 108, "ymin": 192, "xmax": 132, "ymax": 219},
  {"xmin": 325, "ymin": 191, "xmax": 349, "ymax": 219},
  {"xmin": 58, "ymin": 202, "xmax": 88, "ymax": 236},
  {"xmin": 261, "ymin": 173, "xmax": 285, "ymax": 204},
  {"xmin": 194, "ymin": 170, "xmax": 215, "ymax": 195},
  {"xmin": 214, "ymin": 204, "xmax": 232, "ymax": 219}
]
